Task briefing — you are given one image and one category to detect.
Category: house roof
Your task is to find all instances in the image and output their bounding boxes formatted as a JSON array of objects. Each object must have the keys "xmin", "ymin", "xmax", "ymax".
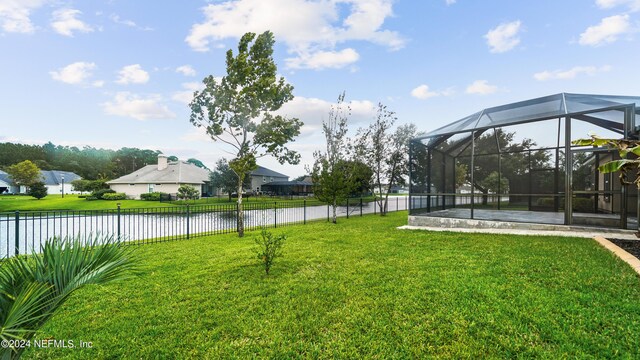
[
  {"xmin": 107, "ymin": 161, "xmax": 210, "ymax": 185},
  {"xmin": 0, "ymin": 170, "xmax": 80, "ymax": 186},
  {"xmin": 250, "ymin": 166, "xmax": 288, "ymax": 179},
  {"xmin": 40, "ymin": 170, "xmax": 81, "ymax": 185}
]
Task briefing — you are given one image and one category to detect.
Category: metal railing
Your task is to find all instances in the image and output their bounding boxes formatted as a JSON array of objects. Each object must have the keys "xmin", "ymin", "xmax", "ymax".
[{"xmin": 0, "ymin": 197, "xmax": 409, "ymax": 258}]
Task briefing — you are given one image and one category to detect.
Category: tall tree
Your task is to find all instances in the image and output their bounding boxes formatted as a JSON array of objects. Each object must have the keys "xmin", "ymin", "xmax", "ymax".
[
  {"xmin": 312, "ymin": 92, "xmax": 357, "ymax": 224},
  {"xmin": 186, "ymin": 158, "xmax": 209, "ymax": 170},
  {"xmin": 189, "ymin": 31, "xmax": 302, "ymax": 237},
  {"xmin": 6, "ymin": 160, "xmax": 41, "ymax": 191},
  {"xmin": 356, "ymin": 103, "xmax": 416, "ymax": 215},
  {"xmin": 210, "ymin": 158, "xmax": 251, "ymax": 201}
]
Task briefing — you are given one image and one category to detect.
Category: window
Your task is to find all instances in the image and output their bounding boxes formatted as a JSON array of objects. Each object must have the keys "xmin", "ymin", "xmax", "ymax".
[
  {"xmin": 263, "ymin": 176, "xmax": 267, "ymax": 183},
  {"xmin": 148, "ymin": 184, "xmax": 154, "ymax": 193}
]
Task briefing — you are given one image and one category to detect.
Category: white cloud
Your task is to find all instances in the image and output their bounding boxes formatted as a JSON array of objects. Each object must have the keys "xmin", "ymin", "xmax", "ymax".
[
  {"xmin": 50, "ymin": 62, "xmax": 101, "ymax": 86},
  {"xmin": 116, "ymin": 64, "xmax": 150, "ymax": 84},
  {"xmin": 109, "ymin": 14, "xmax": 153, "ymax": 31},
  {"xmin": 484, "ymin": 20, "xmax": 522, "ymax": 53},
  {"xmin": 446, "ymin": 0, "xmax": 456, "ymax": 4},
  {"xmin": 50, "ymin": 8, "xmax": 93, "ymax": 37},
  {"xmin": 286, "ymin": 48, "xmax": 360, "ymax": 70},
  {"xmin": 103, "ymin": 92, "xmax": 175, "ymax": 120},
  {"xmin": 92, "ymin": 80, "xmax": 105, "ymax": 88},
  {"xmin": 465, "ymin": 80, "xmax": 498, "ymax": 95},
  {"xmin": 410, "ymin": 84, "xmax": 452, "ymax": 100},
  {"xmin": 533, "ymin": 65, "xmax": 612, "ymax": 81},
  {"xmin": 579, "ymin": 14, "xmax": 631, "ymax": 46},
  {"xmin": 185, "ymin": 0, "xmax": 405, "ymax": 70},
  {"xmin": 172, "ymin": 82, "xmax": 206, "ymax": 105},
  {"xmin": 0, "ymin": 0, "xmax": 47, "ymax": 33},
  {"xmin": 176, "ymin": 65, "xmax": 197, "ymax": 77},
  {"xmin": 596, "ymin": 0, "xmax": 640, "ymax": 11}
]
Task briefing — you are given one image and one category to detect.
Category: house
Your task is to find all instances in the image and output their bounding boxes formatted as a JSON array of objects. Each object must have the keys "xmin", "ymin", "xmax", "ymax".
[
  {"xmin": 0, "ymin": 169, "xmax": 81, "ymax": 195},
  {"xmin": 249, "ymin": 166, "xmax": 289, "ymax": 193},
  {"xmin": 0, "ymin": 170, "xmax": 10, "ymax": 194},
  {"xmin": 107, "ymin": 155, "xmax": 211, "ymax": 199},
  {"xmin": 261, "ymin": 179, "xmax": 313, "ymax": 196}
]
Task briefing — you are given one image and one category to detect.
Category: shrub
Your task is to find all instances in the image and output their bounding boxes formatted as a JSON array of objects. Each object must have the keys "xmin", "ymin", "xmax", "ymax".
[
  {"xmin": 177, "ymin": 185, "xmax": 199, "ymax": 200},
  {"xmin": 28, "ymin": 181, "xmax": 48, "ymax": 200},
  {"xmin": 253, "ymin": 228, "xmax": 286, "ymax": 275},
  {"xmin": 102, "ymin": 193, "xmax": 127, "ymax": 200},
  {"xmin": 78, "ymin": 194, "xmax": 88, "ymax": 198},
  {"xmin": 86, "ymin": 196, "xmax": 98, "ymax": 201},
  {"xmin": 140, "ymin": 192, "xmax": 165, "ymax": 201},
  {"xmin": 91, "ymin": 188, "xmax": 115, "ymax": 200}
]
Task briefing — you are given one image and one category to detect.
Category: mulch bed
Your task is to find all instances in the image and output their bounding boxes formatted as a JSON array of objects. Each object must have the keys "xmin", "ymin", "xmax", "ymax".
[{"xmin": 608, "ymin": 238, "xmax": 640, "ymax": 259}]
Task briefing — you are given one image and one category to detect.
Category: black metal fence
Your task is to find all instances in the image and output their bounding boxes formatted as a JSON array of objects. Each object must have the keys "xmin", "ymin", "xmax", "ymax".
[{"xmin": 0, "ymin": 197, "xmax": 409, "ymax": 258}]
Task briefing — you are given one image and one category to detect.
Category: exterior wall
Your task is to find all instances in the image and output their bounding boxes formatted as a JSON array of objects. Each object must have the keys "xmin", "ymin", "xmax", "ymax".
[
  {"xmin": 109, "ymin": 183, "xmax": 185, "ymax": 199},
  {"xmin": 250, "ymin": 175, "xmax": 288, "ymax": 193},
  {"xmin": 48, "ymin": 184, "xmax": 82, "ymax": 196}
]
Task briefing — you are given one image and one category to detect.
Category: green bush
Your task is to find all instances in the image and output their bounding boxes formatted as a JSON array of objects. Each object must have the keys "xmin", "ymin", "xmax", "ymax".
[
  {"xmin": 253, "ymin": 228, "xmax": 286, "ymax": 275},
  {"xmin": 101, "ymin": 193, "xmax": 127, "ymax": 200},
  {"xmin": 140, "ymin": 192, "xmax": 166, "ymax": 201},
  {"xmin": 27, "ymin": 181, "xmax": 48, "ymax": 200},
  {"xmin": 177, "ymin": 185, "xmax": 199, "ymax": 200},
  {"xmin": 90, "ymin": 188, "xmax": 115, "ymax": 200},
  {"xmin": 85, "ymin": 196, "xmax": 98, "ymax": 201}
]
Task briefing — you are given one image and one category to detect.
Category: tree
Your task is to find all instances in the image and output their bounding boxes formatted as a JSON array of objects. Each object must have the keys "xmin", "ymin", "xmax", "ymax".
[
  {"xmin": 6, "ymin": 160, "xmax": 41, "ymax": 191},
  {"xmin": 187, "ymin": 158, "xmax": 209, "ymax": 170},
  {"xmin": 177, "ymin": 185, "xmax": 200, "ymax": 201},
  {"xmin": 0, "ymin": 235, "xmax": 136, "ymax": 359},
  {"xmin": 189, "ymin": 31, "xmax": 303, "ymax": 237},
  {"xmin": 356, "ymin": 103, "xmax": 416, "ymax": 215},
  {"xmin": 573, "ymin": 134, "xmax": 640, "ymax": 235},
  {"xmin": 27, "ymin": 181, "xmax": 48, "ymax": 200},
  {"xmin": 312, "ymin": 92, "xmax": 357, "ymax": 224},
  {"xmin": 210, "ymin": 158, "xmax": 251, "ymax": 201},
  {"xmin": 458, "ymin": 129, "xmax": 550, "ymax": 205}
]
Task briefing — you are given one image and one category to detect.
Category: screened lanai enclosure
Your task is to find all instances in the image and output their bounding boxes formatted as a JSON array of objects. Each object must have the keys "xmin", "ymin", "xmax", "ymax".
[{"xmin": 409, "ymin": 93, "xmax": 640, "ymax": 230}]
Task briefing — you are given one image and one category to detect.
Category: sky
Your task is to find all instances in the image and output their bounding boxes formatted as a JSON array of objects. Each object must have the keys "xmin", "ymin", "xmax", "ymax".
[{"xmin": 1, "ymin": 0, "xmax": 639, "ymax": 178}]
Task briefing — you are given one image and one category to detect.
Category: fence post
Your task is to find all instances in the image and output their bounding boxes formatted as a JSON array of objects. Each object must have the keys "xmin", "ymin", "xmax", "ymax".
[
  {"xmin": 327, "ymin": 204, "xmax": 330, "ymax": 222},
  {"xmin": 117, "ymin": 203, "xmax": 121, "ymax": 239},
  {"xmin": 304, "ymin": 199, "xmax": 307, "ymax": 224},
  {"xmin": 186, "ymin": 204, "xmax": 190, "ymax": 239},
  {"xmin": 360, "ymin": 198, "xmax": 363, "ymax": 217},
  {"xmin": 397, "ymin": 196, "xmax": 399, "ymax": 211},
  {"xmin": 236, "ymin": 203, "xmax": 239, "ymax": 233},
  {"xmin": 374, "ymin": 197, "xmax": 377, "ymax": 215},
  {"xmin": 346, "ymin": 198, "xmax": 349, "ymax": 219},
  {"xmin": 14, "ymin": 211, "xmax": 19, "ymax": 256},
  {"xmin": 274, "ymin": 201, "xmax": 277, "ymax": 228}
]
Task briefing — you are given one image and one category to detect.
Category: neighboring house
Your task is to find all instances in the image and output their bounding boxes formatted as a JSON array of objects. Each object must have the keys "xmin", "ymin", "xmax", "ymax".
[
  {"xmin": 261, "ymin": 179, "xmax": 313, "ymax": 196},
  {"xmin": 0, "ymin": 170, "xmax": 11, "ymax": 194},
  {"xmin": 249, "ymin": 166, "xmax": 289, "ymax": 193},
  {"xmin": 0, "ymin": 169, "xmax": 81, "ymax": 195},
  {"xmin": 107, "ymin": 155, "xmax": 211, "ymax": 199}
]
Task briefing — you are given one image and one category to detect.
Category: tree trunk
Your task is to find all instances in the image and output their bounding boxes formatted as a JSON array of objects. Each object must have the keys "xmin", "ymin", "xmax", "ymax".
[
  {"xmin": 332, "ymin": 198, "xmax": 337, "ymax": 224},
  {"xmin": 237, "ymin": 177, "xmax": 245, "ymax": 237},
  {"xmin": 228, "ymin": 192, "xmax": 232, "ymax": 202}
]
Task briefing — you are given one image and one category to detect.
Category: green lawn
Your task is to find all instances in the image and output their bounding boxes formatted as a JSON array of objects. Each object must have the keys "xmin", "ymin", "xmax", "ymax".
[
  {"xmin": 0, "ymin": 195, "xmax": 178, "ymax": 211},
  {"xmin": 26, "ymin": 212, "xmax": 640, "ymax": 358},
  {"xmin": 0, "ymin": 194, "xmax": 381, "ymax": 212}
]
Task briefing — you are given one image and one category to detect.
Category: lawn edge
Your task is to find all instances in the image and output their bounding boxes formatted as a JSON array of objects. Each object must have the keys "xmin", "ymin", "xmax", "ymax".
[{"xmin": 593, "ymin": 235, "xmax": 640, "ymax": 276}]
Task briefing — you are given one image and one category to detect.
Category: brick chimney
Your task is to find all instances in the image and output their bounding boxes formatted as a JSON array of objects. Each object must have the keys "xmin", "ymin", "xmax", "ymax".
[{"xmin": 157, "ymin": 154, "xmax": 168, "ymax": 171}]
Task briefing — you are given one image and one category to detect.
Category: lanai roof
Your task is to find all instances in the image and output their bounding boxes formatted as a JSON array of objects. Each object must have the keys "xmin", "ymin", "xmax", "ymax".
[{"xmin": 414, "ymin": 93, "xmax": 640, "ymax": 147}]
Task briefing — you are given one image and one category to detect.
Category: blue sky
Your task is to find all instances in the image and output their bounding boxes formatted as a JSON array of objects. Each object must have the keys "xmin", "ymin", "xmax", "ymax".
[{"xmin": 0, "ymin": 0, "xmax": 639, "ymax": 177}]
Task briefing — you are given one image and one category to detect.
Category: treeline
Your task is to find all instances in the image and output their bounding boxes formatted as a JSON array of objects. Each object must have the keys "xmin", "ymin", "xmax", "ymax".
[{"xmin": 0, "ymin": 142, "xmax": 205, "ymax": 180}]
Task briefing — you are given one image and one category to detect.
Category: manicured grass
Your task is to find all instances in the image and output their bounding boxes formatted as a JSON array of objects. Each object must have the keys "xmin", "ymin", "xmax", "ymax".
[
  {"xmin": 26, "ymin": 212, "xmax": 640, "ymax": 358},
  {"xmin": 0, "ymin": 195, "xmax": 179, "ymax": 211}
]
